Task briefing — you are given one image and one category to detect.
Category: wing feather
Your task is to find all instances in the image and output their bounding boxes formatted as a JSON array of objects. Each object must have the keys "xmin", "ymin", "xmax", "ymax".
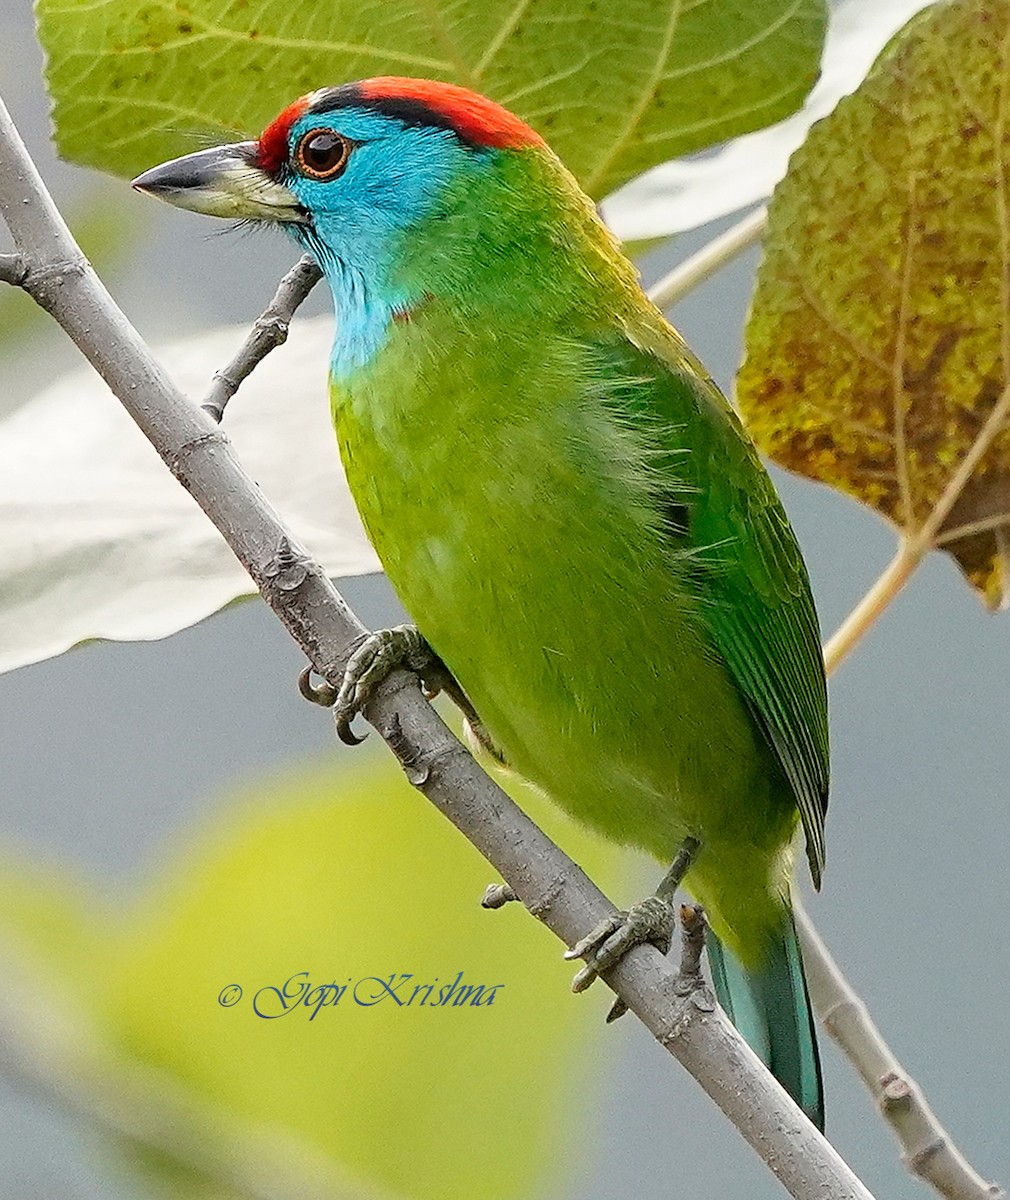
[{"xmin": 588, "ymin": 333, "xmax": 829, "ymax": 884}]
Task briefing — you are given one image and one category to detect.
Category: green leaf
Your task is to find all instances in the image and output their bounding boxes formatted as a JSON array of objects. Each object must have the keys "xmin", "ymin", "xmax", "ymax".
[
  {"xmin": 602, "ymin": 0, "xmax": 933, "ymax": 240},
  {"xmin": 738, "ymin": 0, "xmax": 1010, "ymax": 607},
  {"xmin": 86, "ymin": 752, "xmax": 636, "ymax": 1200},
  {"xmin": 37, "ymin": 0, "xmax": 826, "ymax": 199}
]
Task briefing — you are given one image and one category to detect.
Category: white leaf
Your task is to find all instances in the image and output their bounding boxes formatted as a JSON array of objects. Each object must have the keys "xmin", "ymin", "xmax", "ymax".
[
  {"xmin": 0, "ymin": 314, "xmax": 379, "ymax": 676},
  {"xmin": 602, "ymin": 0, "xmax": 935, "ymax": 241}
]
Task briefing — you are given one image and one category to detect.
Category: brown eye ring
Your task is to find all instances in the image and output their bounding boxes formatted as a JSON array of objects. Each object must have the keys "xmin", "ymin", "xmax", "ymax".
[{"xmin": 293, "ymin": 129, "xmax": 350, "ymax": 181}]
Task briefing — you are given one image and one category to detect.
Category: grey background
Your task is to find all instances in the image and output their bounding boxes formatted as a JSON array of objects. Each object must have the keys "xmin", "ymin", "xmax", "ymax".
[{"xmin": 1, "ymin": 3, "xmax": 1007, "ymax": 1198}]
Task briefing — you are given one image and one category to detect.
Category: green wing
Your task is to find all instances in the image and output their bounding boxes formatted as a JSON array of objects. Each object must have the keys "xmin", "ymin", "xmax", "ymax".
[{"xmin": 590, "ymin": 332, "xmax": 829, "ymax": 885}]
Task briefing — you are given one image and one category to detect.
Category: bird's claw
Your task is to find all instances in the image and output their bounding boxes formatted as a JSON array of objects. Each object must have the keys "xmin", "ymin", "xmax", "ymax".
[
  {"xmin": 331, "ymin": 624, "xmax": 447, "ymax": 745},
  {"xmin": 564, "ymin": 894, "xmax": 675, "ymax": 1017},
  {"xmin": 298, "ymin": 665, "xmax": 339, "ymax": 708}
]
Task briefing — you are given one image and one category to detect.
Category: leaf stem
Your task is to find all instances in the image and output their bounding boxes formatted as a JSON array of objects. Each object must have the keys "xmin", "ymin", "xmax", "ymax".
[
  {"xmin": 647, "ymin": 206, "xmax": 767, "ymax": 311},
  {"xmin": 822, "ymin": 539, "xmax": 919, "ymax": 674},
  {"xmin": 822, "ymin": 378, "xmax": 1010, "ymax": 675},
  {"xmin": 918, "ymin": 379, "xmax": 1010, "ymax": 547}
]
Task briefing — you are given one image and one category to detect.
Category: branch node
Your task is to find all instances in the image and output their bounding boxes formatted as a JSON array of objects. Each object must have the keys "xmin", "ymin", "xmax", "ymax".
[
  {"xmin": 263, "ymin": 535, "xmax": 310, "ymax": 593},
  {"xmin": 656, "ymin": 989, "xmax": 706, "ymax": 1045},
  {"xmin": 18, "ymin": 255, "xmax": 87, "ymax": 302},
  {"xmin": 525, "ymin": 873, "xmax": 566, "ymax": 919},
  {"xmin": 481, "ymin": 883, "xmax": 518, "ymax": 909},
  {"xmin": 381, "ymin": 710, "xmax": 465, "ymax": 789},
  {"xmin": 0, "ymin": 252, "xmax": 26, "ymax": 285},
  {"xmin": 169, "ymin": 429, "xmax": 228, "ymax": 481},
  {"xmin": 908, "ymin": 1138, "xmax": 947, "ymax": 1171},
  {"xmin": 481, "ymin": 871, "xmax": 565, "ymax": 917},
  {"xmin": 396, "ymin": 725, "xmax": 432, "ymax": 786},
  {"xmin": 879, "ymin": 1070, "xmax": 912, "ymax": 1110},
  {"xmin": 254, "ymin": 312, "xmax": 290, "ymax": 341},
  {"xmin": 690, "ymin": 988, "xmax": 717, "ymax": 1014}
]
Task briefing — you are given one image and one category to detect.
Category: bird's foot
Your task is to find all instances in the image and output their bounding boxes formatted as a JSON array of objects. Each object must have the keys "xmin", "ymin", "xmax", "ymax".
[
  {"xmin": 565, "ymin": 896, "xmax": 675, "ymax": 1021},
  {"xmin": 299, "ymin": 624, "xmax": 452, "ymax": 745},
  {"xmin": 335, "ymin": 624, "xmax": 455, "ymax": 744},
  {"xmin": 463, "ymin": 714, "xmax": 510, "ymax": 768},
  {"xmin": 564, "ymin": 835, "xmax": 701, "ymax": 1021}
]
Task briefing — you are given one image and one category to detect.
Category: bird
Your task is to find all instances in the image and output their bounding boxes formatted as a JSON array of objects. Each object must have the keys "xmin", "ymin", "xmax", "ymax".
[{"xmin": 133, "ymin": 77, "xmax": 829, "ymax": 1128}]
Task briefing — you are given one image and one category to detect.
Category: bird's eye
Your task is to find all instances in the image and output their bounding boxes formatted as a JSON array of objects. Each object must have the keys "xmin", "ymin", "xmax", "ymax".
[{"xmin": 293, "ymin": 129, "xmax": 350, "ymax": 181}]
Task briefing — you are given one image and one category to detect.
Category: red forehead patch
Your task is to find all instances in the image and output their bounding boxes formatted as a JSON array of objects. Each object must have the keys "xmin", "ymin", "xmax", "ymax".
[
  {"xmin": 257, "ymin": 96, "xmax": 311, "ymax": 174},
  {"xmin": 359, "ymin": 77, "xmax": 543, "ymax": 150}
]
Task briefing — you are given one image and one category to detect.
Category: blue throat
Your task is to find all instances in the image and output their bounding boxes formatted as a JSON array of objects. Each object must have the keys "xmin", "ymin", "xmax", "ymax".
[{"xmin": 293, "ymin": 221, "xmax": 412, "ymax": 381}]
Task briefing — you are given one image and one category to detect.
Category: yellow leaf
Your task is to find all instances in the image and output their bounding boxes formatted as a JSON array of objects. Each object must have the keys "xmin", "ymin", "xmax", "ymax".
[
  {"xmin": 738, "ymin": 0, "xmax": 1010, "ymax": 607},
  {"xmin": 95, "ymin": 752, "xmax": 637, "ymax": 1200}
]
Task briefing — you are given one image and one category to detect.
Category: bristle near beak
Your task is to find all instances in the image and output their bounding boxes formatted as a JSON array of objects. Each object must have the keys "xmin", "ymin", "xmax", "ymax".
[{"xmin": 132, "ymin": 142, "xmax": 308, "ymax": 223}]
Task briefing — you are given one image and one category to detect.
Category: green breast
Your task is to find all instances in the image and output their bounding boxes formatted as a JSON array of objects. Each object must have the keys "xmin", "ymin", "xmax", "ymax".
[{"xmin": 331, "ymin": 301, "xmax": 797, "ymax": 956}]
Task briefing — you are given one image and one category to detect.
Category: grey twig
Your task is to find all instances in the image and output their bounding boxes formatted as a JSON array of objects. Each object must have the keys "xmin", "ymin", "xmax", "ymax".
[
  {"xmin": 201, "ymin": 254, "xmax": 323, "ymax": 422},
  {"xmin": 0, "ymin": 91, "xmax": 876, "ymax": 1200},
  {"xmin": 795, "ymin": 900, "xmax": 1005, "ymax": 1200},
  {"xmin": 647, "ymin": 206, "xmax": 767, "ymax": 312}
]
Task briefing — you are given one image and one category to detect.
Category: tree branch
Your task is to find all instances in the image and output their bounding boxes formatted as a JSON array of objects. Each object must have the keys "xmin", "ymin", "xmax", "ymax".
[
  {"xmin": 0, "ymin": 93, "xmax": 875, "ymax": 1200},
  {"xmin": 813, "ymin": 392, "xmax": 1010, "ymax": 1195},
  {"xmin": 822, "ymin": 540, "xmax": 920, "ymax": 675},
  {"xmin": 795, "ymin": 900, "xmax": 1004, "ymax": 1200},
  {"xmin": 202, "ymin": 254, "xmax": 322, "ymax": 422}
]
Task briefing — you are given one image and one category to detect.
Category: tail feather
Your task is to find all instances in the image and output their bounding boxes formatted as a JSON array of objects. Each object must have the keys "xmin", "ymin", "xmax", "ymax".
[{"xmin": 707, "ymin": 909, "xmax": 824, "ymax": 1130}]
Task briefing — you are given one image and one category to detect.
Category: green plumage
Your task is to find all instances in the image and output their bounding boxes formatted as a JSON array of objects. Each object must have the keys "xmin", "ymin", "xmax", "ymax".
[
  {"xmin": 129, "ymin": 80, "xmax": 829, "ymax": 1130},
  {"xmin": 332, "ymin": 148, "xmax": 828, "ymax": 1126}
]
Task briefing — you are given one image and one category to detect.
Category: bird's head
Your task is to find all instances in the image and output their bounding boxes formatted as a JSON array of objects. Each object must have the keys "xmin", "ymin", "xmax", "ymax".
[
  {"xmin": 133, "ymin": 78, "xmax": 548, "ymax": 277},
  {"xmin": 133, "ymin": 80, "xmax": 623, "ymax": 374}
]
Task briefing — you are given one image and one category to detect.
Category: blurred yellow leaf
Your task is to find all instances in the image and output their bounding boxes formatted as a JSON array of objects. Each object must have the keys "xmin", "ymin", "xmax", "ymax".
[
  {"xmin": 738, "ymin": 0, "xmax": 1010, "ymax": 607},
  {"xmin": 0, "ymin": 851, "xmax": 106, "ymax": 978},
  {"xmin": 86, "ymin": 750, "xmax": 636, "ymax": 1200}
]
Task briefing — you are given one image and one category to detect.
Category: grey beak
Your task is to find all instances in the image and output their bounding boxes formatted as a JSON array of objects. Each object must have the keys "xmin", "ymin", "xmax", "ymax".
[
  {"xmin": 132, "ymin": 142, "xmax": 307, "ymax": 223},
  {"xmin": 132, "ymin": 142, "xmax": 255, "ymax": 195}
]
